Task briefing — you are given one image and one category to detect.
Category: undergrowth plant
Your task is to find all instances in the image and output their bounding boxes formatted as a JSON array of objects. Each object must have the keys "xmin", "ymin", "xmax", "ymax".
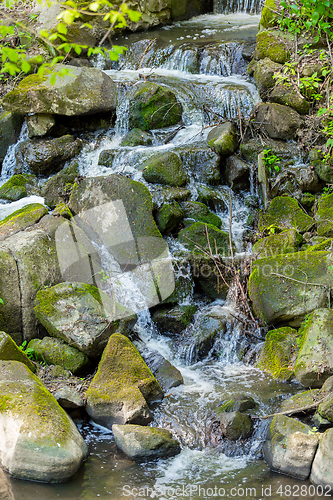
[{"xmin": 262, "ymin": 149, "xmax": 281, "ymax": 174}]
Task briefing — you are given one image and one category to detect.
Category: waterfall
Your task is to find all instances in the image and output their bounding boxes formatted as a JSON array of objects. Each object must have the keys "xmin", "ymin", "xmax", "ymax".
[{"xmin": 214, "ymin": 0, "xmax": 263, "ymax": 14}]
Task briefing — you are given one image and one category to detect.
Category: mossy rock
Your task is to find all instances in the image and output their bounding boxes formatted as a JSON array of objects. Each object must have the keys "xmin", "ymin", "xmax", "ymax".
[
  {"xmin": 142, "ymin": 151, "xmax": 189, "ymax": 186},
  {"xmin": 152, "ymin": 304, "xmax": 196, "ymax": 334},
  {"xmin": 196, "ymin": 185, "xmax": 228, "ymax": 211},
  {"xmin": 255, "ymin": 30, "xmax": 291, "ymax": 64},
  {"xmin": 207, "ymin": 122, "xmax": 238, "ymax": 157},
  {"xmin": 150, "ymin": 186, "xmax": 191, "ymax": 208},
  {"xmin": 270, "ymin": 84, "xmax": 310, "ymax": 115},
  {"xmin": 248, "ymin": 250, "xmax": 333, "ymax": 326},
  {"xmin": 120, "ymin": 128, "xmax": 153, "ymax": 147},
  {"xmin": 41, "ymin": 160, "xmax": 79, "ymax": 209},
  {"xmin": 25, "ymin": 113, "xmax": 55, "ymax": 138},
  {"xmin": 219, "ymin": 411, "xmax": 252, "ymax": 441},
  {"xmin": 0, "ymin": 174, "xmax": 38, "ymax": 202},
  {"xmin": 0, "ymin": 331, "xmax": 35, "ymax": 372},
  {"xmin": 315, "ymin": 193, "xmax": 333, "ymax": 237},
  {"xmin": 128, "ymin": 82, "xmax": 182, "ymax": 131},
  {"xmin": 112, "ymin": 424, "xmax": 181, "ymax": 460},
  {"xmin": 253, "ymin": 58, "xmax": 283, "ymax": 97},
  {"xmin": 178, "ymin": 221, "xmax": 230, "ymax": 255},
  {"xmin": 309, "ymin": 149, "xmax": 333, "ymax": 184},
  {"xmin": 97, "ymin": 149, "xmax": 116, "ymax": 167},
  {"xmin": 318, "ymin": 393, "xmax": 333, "ymax": 422},
  {"xmin": 217, "ymin": 395, "xmax": 256, "ymax": 414},
  {"xmin": 280, "ymin": 389, "xmax": 321, "ymax": 413},
  {"xmin": 155, "ymin": 201, "xmax": 184, "ymax": 234},
  {"xmin": 255, "ymin": 103, "xmax": 303, "ymax": 141},
  {"xmin": 256, "ymin": 327, "xmax": 299, "ymax": 381},
  {"xmin": 28, "ymin": 337, "xmax": 90, "ymax": 375},
  {"xmin": 240, "ymin": 137, "xmax": 301, "ymax": 165},
  {"xmin": 259, "ymin": 196, "xmax": 314, "ymax": 234},
  {"xmin": 253, "ymin": 229, "xmax": 303, "ymax": 257},
  {"xmin": 53, "ymin": 203, "xmax": 73, "ymax": 219},
  {"xmin": 182, "ymin": 201, "xmax": 222, "ymax": 228},
  {"xmin": 172, "ymin": 143, "xmax": 221, "ymax": 185},
  {"xmin": 0, "ymin": 360, "xmax": 88, "ymax": 482},
  {"xmin": 0, "ymin": 248, "xmax": 22, "ymax": 342},
  {"xmin": 260, "ymin": 0, "xmax": 280, "ymax": 28},
  {"xmin": 0, "ymin": 203, "xmax": 48, "ymax": 241},
  {"xmin": 86, "ymin": 333, "xmax": 163, "ymax": 429},
  {"xmin": 294, "ymin": 308, "xmax": 333, "ymax": 388}
]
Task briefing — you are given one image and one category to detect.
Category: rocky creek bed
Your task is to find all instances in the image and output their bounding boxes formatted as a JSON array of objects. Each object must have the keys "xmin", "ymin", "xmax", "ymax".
[{"xmin": 1, "ymin": 0, "xmax": 333, "ymax": 498}]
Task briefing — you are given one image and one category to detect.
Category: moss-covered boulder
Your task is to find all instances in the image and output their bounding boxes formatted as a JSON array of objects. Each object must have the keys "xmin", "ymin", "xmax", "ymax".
[
  {"xmin": 248, "ymin": 250, "xmax": 333, "ymax": 326},
  {"xmin": 0, "ymin": 174, "xmax": 38, "ymax": 202},
  {"xmin": 315, "ymin": 193, "xmax": 333, "ymax": 237},
  {"xmin": 260, "ymin": 0, "xmax": 280, "ymax": 28},
  {"xmin": 263, "ymin": 414, "xmax": 318, "ymax": 480},
  {"xmin": 310, "ymin": 428, "xmax": 333, "ymax": 491},
  {"xmin": 270, "ymin": 84, "xmax": 310, "ymax": 115},
  {"xmin": 207, "ymin": 122, "xmax": 238, "ymax": 157},
  {"xmin": 0, "ymin": 331, "xmax": 35, "ymax": 372},
  {"xmin": 223, "ymin": 155, "xmax": 250, "ymax": 190},
  {"xmin": 240, "ymin": 137, "xmax": 301, "ymax": 164},
  {"xmin": 34, "ymin": 282, "xmax": 135, "ymax": 358},
  {"xmin": 294, "ymin": 308, "xmax": 333, "ymax": 388},
  {"xmin": 0, "ymin": 111, "xmax": 23, "ymax": 165},
  {"xmin": 259, "ymin": 196, "xmax": 314, "ymax": 234},
  {"xmin": 318, "ymin": 393, "xmax": 333, "ymax": 422},
  {"xmin": 120, "ymin": 128, "xmax": 154, "ymax": 147},
  {"xmin": 15, "ymin": 135, "xmax": 82, "ymax": 176},
  {"xmin": 256, "ymin": 327, "xmax": 299, "ymax": 381},
  {"xmin": 41, "ymin": 160, "xmax": 79, "ymax": 209},
  {"xmin": 86, "ymin": 333, "xmax": 163, "ymax": 428},
  {"xmin": 0, "ymin": 360, "xmax": 88, "ymax": 482},
  {"xmin": 142, "ymin": 151, "xmax": 189, "ymax": 186},
  {"xmin": 219, "ymin": 411, "xmax": 252, "ymax": 441},
  {"xmin": 182, "ymin": 201, "xmax": 222, "ymax": 228},
  {"xmin": 155, "ymin": 201, "xmax": 184, "ymax": 234},
  {"xmin": 0, "ymin": 203, "xmax": 48, "ymax": 241},
  {"xmin": 27, "ymin": 337, "xmax": 89, "ymax": 375},
  {"xmin": 178, "ymin": 221, "xmax": 230, "ymax": 255},
  {"xmin": 196, "ymin": 185, "xmax": 228, "ymax": 210},
  {"xmin": 112, "ymin": 424, "xmax": 180, "ymax": 460},
  {"xmin": 255, "ymin": 30, "xmax": 291, "ymax": 64},
  {"xmin": 152, "ymin": 304, "xmax": 196, "ymax": 334},
  {"xmin": 128, "ymin": 82, "xmax": 182, "ymax": 130},
  {"xmin": 2, "ymin": 65, "xmax": 117, "ymax": 116},
  {"xmin": 309, "ymin": 149, "xmax": 333, "ymax": 184},
  {"xmin": 255, "ymin": 103, "xmax": 303, "ymax": 140},
  {"xmin": 280, "ymin": 389, "xmax": 321, "ymax": 413},
  {"xmin": 253, "ymin": 58, "xmax": 283, "ymax": 97},
  {"xmin": 151, "ymin": 186, "xmax": 191, "ymax": 208},
  {"xmin": 252, "ymin": 229, "xmax": 303, "ymax": 257},
  {"xmin": 25, "ymin": 113, "xmax": 55, "ymax": 138},
  {"xmin": 217, "ymin": 395, "xmax": 256, "ymax": 414},
  {"xmin": 53, "ymin": 203, "xmax": 73, "ymax": 219},
  {"xmin": 172, "ymin": 143, "xmax": 221, "ymax": 185}
]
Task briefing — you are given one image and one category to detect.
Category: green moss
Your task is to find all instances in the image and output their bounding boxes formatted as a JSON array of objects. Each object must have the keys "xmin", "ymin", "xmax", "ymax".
[
  {"xmin": 142, "ymin": 151, "xmax": 189, "ymax": 187},
  {"xmin": 0, "ymin": 331, "xmax": 35, "ymax": 372},
  {"xmin": 207, "ymin": 123, "xmax": 237, "ymax": 157},
  {"xmin": 182, "ymin": 201, "xmax": 222, "ymax": 228},
  {"xmin": 155, "ymin": 201, "xmax": 184, "ymax": 234},
  {"xmin": 256, "ymin": 327, "xmax": 299, "ymax": 380},
  {"xmin": 0, "ymin": 174, "xmax": 29, "ymax": 201},
  {"xmin": 178, "ymin": 221, "xmax": 230, "ymax": 255},
  {"xmin": 315, "ymin": 193, "xmax": 333, "ymax": 237},
  {"xmin": 255, "ymin": 30, "xmax": 291, "ymax": 64},
  {"xmin": 259, "ymin": 196, "xmax": 314, "ymax": 234},
  {"xmin": 260, "ymin": 0, "xmax": 280, "ymax": 28},
  {"xmin": 0, "ymin": 203, "xmax": 47, "ymax": 237},
  {"xmin": 253, "ymin": 229, "xmax": 303, "ymax": 257}
]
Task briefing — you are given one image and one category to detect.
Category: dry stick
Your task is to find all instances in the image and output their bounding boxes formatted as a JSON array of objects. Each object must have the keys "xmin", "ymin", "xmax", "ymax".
[
  {"xmin": 326, "ymin": 32, "xmax": 333, "ymax": 68},
  {"xmin": 98, "ymin": 1, "xmax": 126, "ymax": 47},
  {"xmin": 271, "ymin": 272, "xmax": 328, "ymax": 288},
  {"xmin": 138, "ymin": 38, "xmax": 157, "ymax": 70},
  {"xmin": 258, "ymin": 395, "xmax": 329, "ymax": 420}
]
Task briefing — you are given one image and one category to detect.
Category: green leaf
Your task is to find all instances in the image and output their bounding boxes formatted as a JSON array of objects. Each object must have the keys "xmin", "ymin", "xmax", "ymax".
[
  {"xmin": 127, "ymin": 10, "xmax": 141, "ymax": 22},
  {"xmin": 50, "ymin": 74, "xmax": 57, "ymax": 85},
  {"xmin": 57, "ymin": 22, "xmax": 68, "ymax": 35},
  {"xmin": 63, "ymin": 10, "xmax": 75, "ymax": 24},
  {"xmin": 0, "ymin": 298, "xmax": 4, "ymax": 305},
  {"xmin": 21, "ymin": 60, "xmax": 31, "ymax": 73},
  {"xmin": 89, "ymin": 2, "xmax": 100, "ymax": 11}
]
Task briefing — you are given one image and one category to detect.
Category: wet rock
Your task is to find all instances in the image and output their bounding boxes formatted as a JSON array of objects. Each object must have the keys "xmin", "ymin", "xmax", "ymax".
[
  {"xmin": 182, "ymin": 201, "xmax": 222, "ymax": 228},
  {"xmin": 223, "ymin": 155, "xmax": 250, "ymax": 190},
  {"xmin": 97, "ymin": 149, "xmax": 116, "ymax": 167},
  {"xmin": 309, "ymin": 149, "xmax": 333, "ymax": 183},
  {"xmin": 240, "ymin": 137, "xmax": 302, "ymax": 165},
  {"xmin": 255, "ymin": 29, "xmax": 291, "ymax": 64},
  {"xmin": 253, "ymin": 58, "xmax": 283, "ymax": 96},
  {"xmin": 34, "ymin": 282, "xmax": 136, "ymax": 358},
  {"xmin": 207, "ymin": 122, "xmax": 238, "ymax": 157},
  {"xmin": 315, "ymin": 193, "xmax": 333, "ymax": 237},
  {"xmin": 0, "ymin": 203, "xmax": 48, "ymax": 241},
  {"xmin": 0, "ymin": 331, "xmax": 35, "ymax": 372},
  {"xmin": 142, "ymin": 151, "xmax": 189, "ymax": 186},
  {"xmin": 182, "ymin": 314, "xmax": 226, "ymax": 361},
  {"xmin": 0, "ymin": 360, "xmax": 88, "ymax": 482},
  {"xmin": 269, "ymin": 165, "xmax": 321, "ymax": 198},
  {"xmin": 162, "ymin": 256, "xmax": 194, "ymax": 305},
  {"xmin": 142, "ymin": 350, "xmax": 183, "ymax": 391},
  {"xmin": 121, "ymin": 128, "xmax": 153, "ymax": 147},
  {"xmin": 219, "ymin": 411, "xmax": 252, "ymax": 441},
  {"xmin": 112, "ymin": 424, "xmax": 181, "ymax": 460},
  {"xmin": 196, "ymin": 185, "xmax": 228, "ymax": 211},
  {"xmin": 155, "ymin": 201, "xmax": 184, "ymax": 234},
  {"xmin": 0, "ymin": 174, "xmax": 39, "ymax": 202},
  {"xmin": 218, "ymin": 395, "xmax": 257, "ymax": 413},
  {"xmin": 248, "ymin": 251, "xmax": 333, "ymax": 327},
  {"xmin": 281, "ymin": 389, "xmax": 321, "ymax": 413},
  {"xmin": 270, "ymin": 85, "xmax": 310, "ymax": 115},
  {"xmin": 128, "ymin": 82, "xmax": 183, "ymax": 130},
  {"xmin": 25, "ymin": 113, "xmax": 55, "ymax": 138},
  {"xmin": 2, "ymin": 65, "xmax": 117, "ymax": 116},
  {"xmin": 151, "ymin": 186, "xmax": 191, "ymax": 208},
  {"xmin": 86, "ymin": 333, "xmax": 163, "ymax": 428},
  {"xmin": 318, "ymin": 393, "xmax": 333, "ymax": 422},
  {"xmin": 294, "ymin": 308, "xmax": 333, "ymax": 388},
  {"xmin": 27, "ymin": 337, "xmax": 90, "ymax": 375},
  {"xmin": 252, "ymin": 229, "xmax": 303, "ymax": 257},
  {"xmin": 255, "ymin": 103, "xmax": 303, "ymax": 140},
  {"xmin": 178, "ymin": 221, "xmax": 230, "ymax": 255},
  {"xmin": 259, "ymin": 196, "xmax": 314, "ymax": 234},
  {"xmin": 264, "ymin": 415, "xmax": 318, "ymax": 479},
  {"xmin": 54, "ymin": 387, "xmax": 85, "ymax": 409},
  {"xmin": 0, "ymin": 111, "xmax": 23, "ymax": 165},
  {"xmin": 152, "ymin": 304, "xmax": 196, "ymax": 334},
  {"xmin": 173, "ymin": 143, "xmax": 221, "ymax": 185},
  {"xmin": 15, "ymin": 135, "xmax": 82, "ymax": 176},
  {"xmin": 256, "ymin": 327, "xmax": 300, "ymax": 381},
  {"xmin": 171, "ymin": 0, "xmax": 210, "ymax": 21},
  {"xmin": 310, "ymin": 428, "xmax": 333, "ymax": 491},
  {"xmin": 53, "ymin": 203, "xmax": 73, "ymax": 219},
  {"xmin": 41, "ymin": 160, "xmax": 79, "ymax": 209}
]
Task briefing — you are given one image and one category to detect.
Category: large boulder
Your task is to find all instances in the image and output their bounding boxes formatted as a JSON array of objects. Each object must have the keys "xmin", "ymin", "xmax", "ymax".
[
  {"xmin": 315, "ymin": 193, "xmax": 333, "ymax": 237},
  {"xmin": 207, "ymin": 122, "xmax": 238, "ymax": 157},
  {"xmin": 41, "ymin": 161, "xmax": 79, "ymax": 209},
  {"xmin": 112, "ymin": 424, "xmax": 181, "ymax": 460},
  {"xmin": 256, "ymin": 327, "xmax": 299, "ymax": 381},
  {"xmin": 264, "ymin": 415, "xmax": 318, "ymax": 479},
  {"xmin": 255, "ymin": 29, "xmax": 291, "ymax": 64},
  {"xmin": 0, "ymin": 203, "xmax": 48, "ymax": 241},
  {"xmin": 86, "ymin": 333, "xmax": 163, "ymax": 428},
  {"xmin": 0, "ymin": 360, "xmax": 88, "ymax": 482},
  {"xmin": 0, "ymin": 174, "xmax": 39, "ymax": 202},
  {"xmin": 182, "ymin": 201, "xmax": 222, "ymax": 228},
  {"xmin": 15, "ymin": 135, "xmax": 82, "ymax": 176},
  {"xmin": 259, "ymin": 196, "xmax": 314, "ymax": 234},
  {"xmin": 310, "ymin": 428, "xmax": 333, "ymax": 491},
  {"xmin": 219, "ymin": 411, "xmax": 252, "ymax": 441},
  {"xmin": 255, "ymin": 103, "xmax": 303, "ymax": 140},
  {"xmin": 2, "ymin": 65, "xmax": 117, "ymax": 116},
  {"xmin": 142, "ymin": 151, "xmax": 189, "ymax": 186},
  {"xmin": 34, "ymin": 282, "xmax": 135, "ymax": 358},
  {"xmin": 294, "ymin": 309, "xmax": 333, "ymax": 388},
  {"xmin": 128, "ymin": 82, "xmax": 182, "ymax": 130},
  {"xmin": 248, "ymin": 250, "xmax": 333, "ymax": 326},
  {"xmin": 252, "ymin": 229, "xmax": 303, "ymax": 258},
  {"xmin": 270, "ymin": 84, "xmax": 310, "ymax": 115},
  {"xmin": 0, "ymin": 331, "xmax": 35, "ymax": 372},
  {"xmin": 253, "ymin": 58, "xmax": 283, "ymax": 96}
]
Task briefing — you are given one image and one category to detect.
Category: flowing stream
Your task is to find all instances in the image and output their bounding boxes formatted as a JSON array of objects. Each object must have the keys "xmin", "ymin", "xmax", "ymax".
[{"xmin": 0, "ymin": 6, "xmax": 326, "ymax": 500}]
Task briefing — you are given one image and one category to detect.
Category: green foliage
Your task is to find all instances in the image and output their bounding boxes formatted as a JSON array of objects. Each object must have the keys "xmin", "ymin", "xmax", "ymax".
[
  {"xmin": 263, "ymin": 149, "xmax": 281, "ymax": 174},
  {"xmin": 19, "ymin": 340, "xmax": 36, "ymax": 360}
]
